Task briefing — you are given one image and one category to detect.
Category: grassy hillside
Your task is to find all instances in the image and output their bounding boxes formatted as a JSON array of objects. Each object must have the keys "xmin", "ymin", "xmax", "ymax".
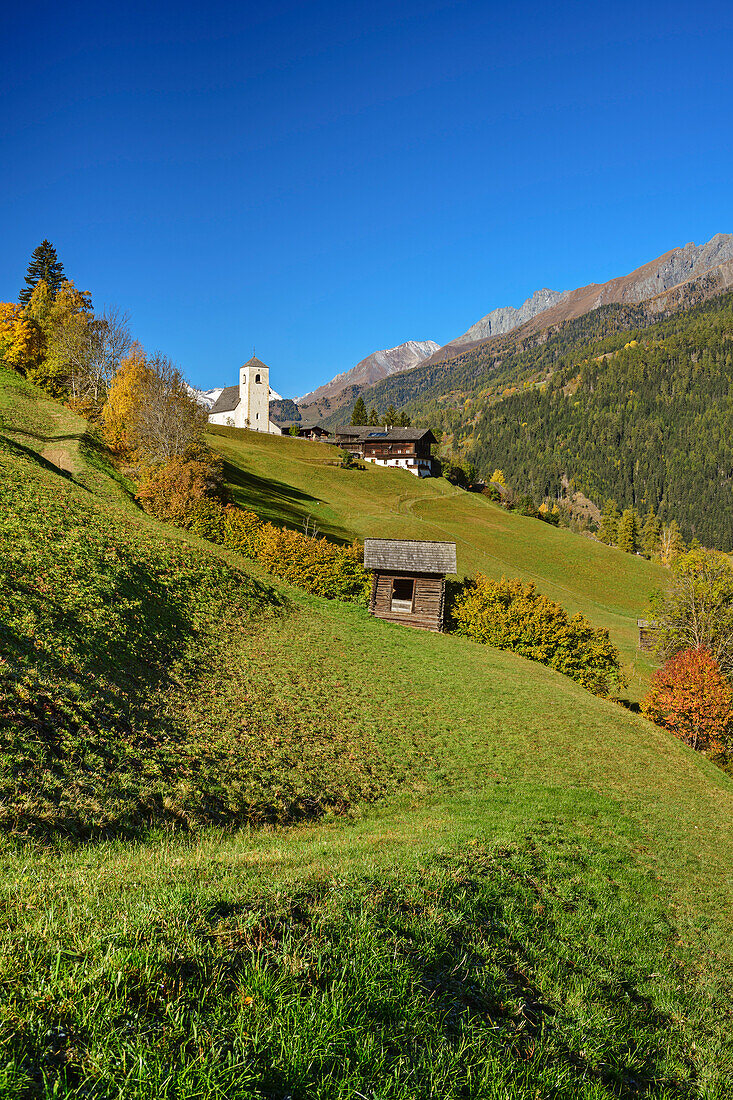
[
  {"xmin": 209, "ymin": 424, "xmax": 666, "ymax": 699},
  {"xmin": 2, "ymin": 367, "xmax": 732, "ymax": 1096}
]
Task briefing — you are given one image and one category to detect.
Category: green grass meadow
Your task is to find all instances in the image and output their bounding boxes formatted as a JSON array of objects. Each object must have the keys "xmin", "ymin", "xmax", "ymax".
[
  {"xmin": 209, "ymin": 425, "xmax": 667, "ymax": 700},
  {"xmin": 1, "ymin": 371, "xmax": 732, "ymax": 1097}
]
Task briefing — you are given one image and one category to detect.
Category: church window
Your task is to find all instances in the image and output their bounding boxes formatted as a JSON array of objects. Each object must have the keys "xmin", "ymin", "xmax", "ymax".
[{"xmin": 255, "ymin": 373, "xmax": 261, "ymax": 383}]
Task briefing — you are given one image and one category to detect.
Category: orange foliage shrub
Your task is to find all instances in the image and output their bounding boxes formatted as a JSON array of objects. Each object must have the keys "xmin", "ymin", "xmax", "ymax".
[
  {"xmin": 136, "ymin": 450, "xmax": 226, "ymax": 524},
  {"xmin": 641, "ymin": 647, "xmax": 733, "ymax": 752}
]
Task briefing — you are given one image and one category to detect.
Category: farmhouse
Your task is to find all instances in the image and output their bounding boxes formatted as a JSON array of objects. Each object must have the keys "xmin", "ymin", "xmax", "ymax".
[
  {"xmin": 278, "ymin": 421, "xmax": 332, "ymax": 440},
  {"xmin": 209, "ymin": 356, "xmax": 282, "ymax": 434},
  {"xmin": 335, "ymin": 427, "xmax": 437, "ymax": 477},
  {"xmin": 364, "ymin": 538, "xmax": 457, "ymax": 632}
]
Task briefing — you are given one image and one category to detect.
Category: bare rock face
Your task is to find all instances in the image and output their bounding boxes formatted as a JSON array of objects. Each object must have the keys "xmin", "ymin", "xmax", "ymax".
[
  {"xmin": 425, "ymin": 233, "xmax": 733, "ymax": 367},
  {"xmin": 455, "ymin": 287, "xmax": 570, "ymax": 344},
  {"xmin": 297, "ymin": 340, "xmax": 439, "ymax": 405},
  {"xmin": 605, "ymin": 233, "xmax": 733, "ymax": 304}
]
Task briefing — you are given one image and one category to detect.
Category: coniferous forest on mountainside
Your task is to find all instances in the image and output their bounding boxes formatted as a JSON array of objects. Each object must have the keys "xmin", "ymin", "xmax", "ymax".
[{"xmin": 361, "ymin": 291, "xmax": 733, "ymax": 549}]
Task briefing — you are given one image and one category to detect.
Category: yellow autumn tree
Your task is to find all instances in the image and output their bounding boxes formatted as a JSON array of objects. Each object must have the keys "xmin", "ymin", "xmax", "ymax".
[
  {"xmin": 103, "ymin": 345, "xmax": 205, "ymax": 462},
  {"xmin": 0, "ymin": 302, "xmax": 44, "ymax": 374},
  {"xmin": 490, "ymin": 469, "xmax": 506, "ymax": 486},
  {"xmin": 102, "ymin": 343, "xmax": 149, "ymax": 453},
  {"xmin": 32, "ymin": 280, "xmax": 94, "ymax": 396},
  {"xmin": 15, "ymin": 278, "xmax": 93, "ymax": 396}
]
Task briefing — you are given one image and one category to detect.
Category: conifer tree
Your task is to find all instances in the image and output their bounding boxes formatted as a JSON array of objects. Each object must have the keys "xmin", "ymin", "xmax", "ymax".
[
  {"xmin": 367, "ymin": 406, "xmax": 379, "ymax": 426},
  {"xmin": 398, "ymin": 410, "xmax": 411, "ymax": 426},
  {"xmin": 19, "ymin": 240, "xmax": 66, "ymax": 307},
  {"xmin": 641, "ymin": 509, "xmax": 661, "ymax": 558},
  {"xmin": 598, "ymin": 499, "xmax": 620, "ymax": 545},
  {"xmin": 350, "ymin": 396, "xmax": 367, "ymax": 425},
  {"xmin": 617, "ymin": 508, "xmax": 640, "ymax": 553},
  {"xmin": 385, "ymin": 404, "xmax": 398, "ymax": 427}
]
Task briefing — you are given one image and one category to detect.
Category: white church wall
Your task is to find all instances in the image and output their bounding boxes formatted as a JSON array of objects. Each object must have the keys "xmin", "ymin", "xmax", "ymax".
[{"xmin": 208, "ymin": 410, "xmax": 237, "ymax": 426}]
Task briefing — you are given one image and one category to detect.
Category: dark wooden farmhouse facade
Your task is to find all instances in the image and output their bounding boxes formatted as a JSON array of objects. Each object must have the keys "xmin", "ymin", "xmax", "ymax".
[
  {"xmin": 335, "ymin": 427, "xmax": 437, "ymax": 477},
  {"xmin": 278, "ymin": 420, "xmax": 331, "ymax": 440},
  {"xmin": 364, "ymin": 538, "xmax": 457, "ymax": 632}
]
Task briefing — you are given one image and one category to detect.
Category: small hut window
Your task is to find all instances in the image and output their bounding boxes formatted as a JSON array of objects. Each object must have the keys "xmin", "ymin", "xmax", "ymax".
[{"xmin": 391, "ymin": 577, "xmax": 415, "ymax": 613}]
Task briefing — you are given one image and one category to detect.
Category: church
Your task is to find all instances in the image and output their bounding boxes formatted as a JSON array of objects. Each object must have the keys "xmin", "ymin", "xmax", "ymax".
[{"xmin": 208, "ymin": 356, "xmax": 282, "ymax": 434}]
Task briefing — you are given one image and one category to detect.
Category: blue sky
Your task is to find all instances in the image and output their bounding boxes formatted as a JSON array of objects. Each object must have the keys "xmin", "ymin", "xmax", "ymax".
[{"xmin": 3, "ymin": 0, "xmax": 732, "ymax": 397}]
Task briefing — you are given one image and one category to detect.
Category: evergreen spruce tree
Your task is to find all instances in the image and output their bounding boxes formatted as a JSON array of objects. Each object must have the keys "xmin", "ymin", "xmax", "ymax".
[
  {"xmin": 19, "ymin": 240, "xmax": 66, "ymax": 307},
  {"xmin": 398, "ymin": 410, "xmax": 411, "ymax": 427},
  {"xmin": 598, "ymin": 499, "xmax": 620, "ymax": 545},
  {"xmin": 641, "ymin": 509, "xmax": 661, "ymax": 558},
  {"xmin": 367, "ymin": 406, "xmax": 379, "ymax": 426},
  {"xmin": 617, "ymin": 508, "xmax": 640, "ymax": 553},
  {"xmin": 385, "ymin": 404, "xmax": 398, "ymax": 427},
  {"xmin": 350, "ymin": 396, "xmax": 367, "ymax": 425}
]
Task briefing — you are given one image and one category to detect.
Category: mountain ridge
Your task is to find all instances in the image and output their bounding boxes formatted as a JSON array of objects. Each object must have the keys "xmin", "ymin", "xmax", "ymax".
[
  {"xmin": 422, "ymin": 233, "xmax": 733, "ymax": 368},
  {"xmin": 296, "ymin": 339, "xmax": 439, "ymax": 406}
]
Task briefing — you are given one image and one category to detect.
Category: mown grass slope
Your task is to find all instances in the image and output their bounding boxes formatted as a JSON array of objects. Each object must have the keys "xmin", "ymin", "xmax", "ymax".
[
  {"xmin": 210, "ymin": 425, "xmax": 667, "ymax": 698},
  {"xmin": 1, "ymin": 368, "xmax": 732, "ymax": 1096}
]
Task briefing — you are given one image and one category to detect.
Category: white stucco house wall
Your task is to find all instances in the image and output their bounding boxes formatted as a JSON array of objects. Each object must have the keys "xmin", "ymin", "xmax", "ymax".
[{"xmin": 208, "ymin": 356, "xmax": 282, "ymax": 434}]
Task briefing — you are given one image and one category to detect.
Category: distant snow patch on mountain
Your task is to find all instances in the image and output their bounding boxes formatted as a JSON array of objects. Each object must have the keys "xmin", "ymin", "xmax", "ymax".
[
  {"xmin": 297, "ymin": 340, "xmax": 440, "ymax": 404},
  {"xmin": 188, "ymin": 386, "xmax": 224, "ymax": 410},
  {"xmin": 189, "ymin": 385, "xmax": 282, "ymax": 409}
]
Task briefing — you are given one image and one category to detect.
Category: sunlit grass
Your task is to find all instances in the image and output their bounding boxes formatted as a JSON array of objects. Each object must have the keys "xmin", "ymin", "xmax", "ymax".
[
  {"xmin": 1, "ymin": 369, "xmax": 732, "ymax": 1095},
  {"xmin": 208, "ymin": 425, "xmax": 666, "ymax": 699}
]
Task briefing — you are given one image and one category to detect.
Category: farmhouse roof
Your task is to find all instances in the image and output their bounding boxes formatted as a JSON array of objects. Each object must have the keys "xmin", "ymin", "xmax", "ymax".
[
  {"xmin": 279, "ymin": 419, "xmax": 328, "ymax": 431},
  {"xmin": 336, "ymin": 426, "xmax": 436, "ymax": 443},
  {"xmin": 364, "ymin": 538, "xmax": 457, "ymax": 575},
  {"xmin": 209, "ymin": 385, "xmax": 241, "ymax": 414}
]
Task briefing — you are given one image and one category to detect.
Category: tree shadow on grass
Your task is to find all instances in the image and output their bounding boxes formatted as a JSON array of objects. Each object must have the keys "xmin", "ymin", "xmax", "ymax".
[
  {"xmin": 1, "ymin": 435, "xmax": 76, "ymax": 481},
  {"xmin": 222, "ymin": 460, "xmax": 352, "ymax": 545},
  {"xmin": 4, "ymin": 428, "xmax": 85, "ymax": 443}
]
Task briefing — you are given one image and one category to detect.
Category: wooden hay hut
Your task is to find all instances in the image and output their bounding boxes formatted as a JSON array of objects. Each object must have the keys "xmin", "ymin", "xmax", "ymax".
[
  {"xmin": 637, "ymin": 619, "xmax": 659, "ymax": 652},
  {"xmin": 364, "ymin": 538, "xmax": 457, "ymax": 632}
]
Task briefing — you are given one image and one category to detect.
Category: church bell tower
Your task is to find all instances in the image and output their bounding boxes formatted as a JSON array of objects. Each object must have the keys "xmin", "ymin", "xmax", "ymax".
[{"xmin": 237, "ymin": 356, "xmax": 270, "ymax": 431}]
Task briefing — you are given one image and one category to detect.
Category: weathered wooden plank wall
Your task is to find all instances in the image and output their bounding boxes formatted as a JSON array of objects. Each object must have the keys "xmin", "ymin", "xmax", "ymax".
[{"xmin": 369, "ymin": 571, "xmax": 446, "ymax": 631}]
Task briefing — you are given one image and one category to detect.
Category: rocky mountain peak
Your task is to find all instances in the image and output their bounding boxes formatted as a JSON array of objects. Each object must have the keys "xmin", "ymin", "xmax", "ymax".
[
  {"xmin": 296, "ymin": 339, "xmax": 439, "ymax": 405},
  {"xmin": 455, "ymin": 287, "xmax": 570, "ymax": 345}
]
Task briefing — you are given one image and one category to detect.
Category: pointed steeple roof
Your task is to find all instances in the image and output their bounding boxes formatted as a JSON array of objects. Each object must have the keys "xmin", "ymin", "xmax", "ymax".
[{"xmin": 243, "ymin": 356, "xmax": 268, "ymax": 370}]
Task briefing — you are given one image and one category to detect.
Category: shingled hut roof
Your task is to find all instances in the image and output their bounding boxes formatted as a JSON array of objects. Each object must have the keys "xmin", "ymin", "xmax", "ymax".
[
  {"xmin": 209, "ymin": 385, "xmax": 241, "ymax": 414},
  {"xmin": 363, "ymin": 538, "xmax": 457, "ymax": 575}
]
